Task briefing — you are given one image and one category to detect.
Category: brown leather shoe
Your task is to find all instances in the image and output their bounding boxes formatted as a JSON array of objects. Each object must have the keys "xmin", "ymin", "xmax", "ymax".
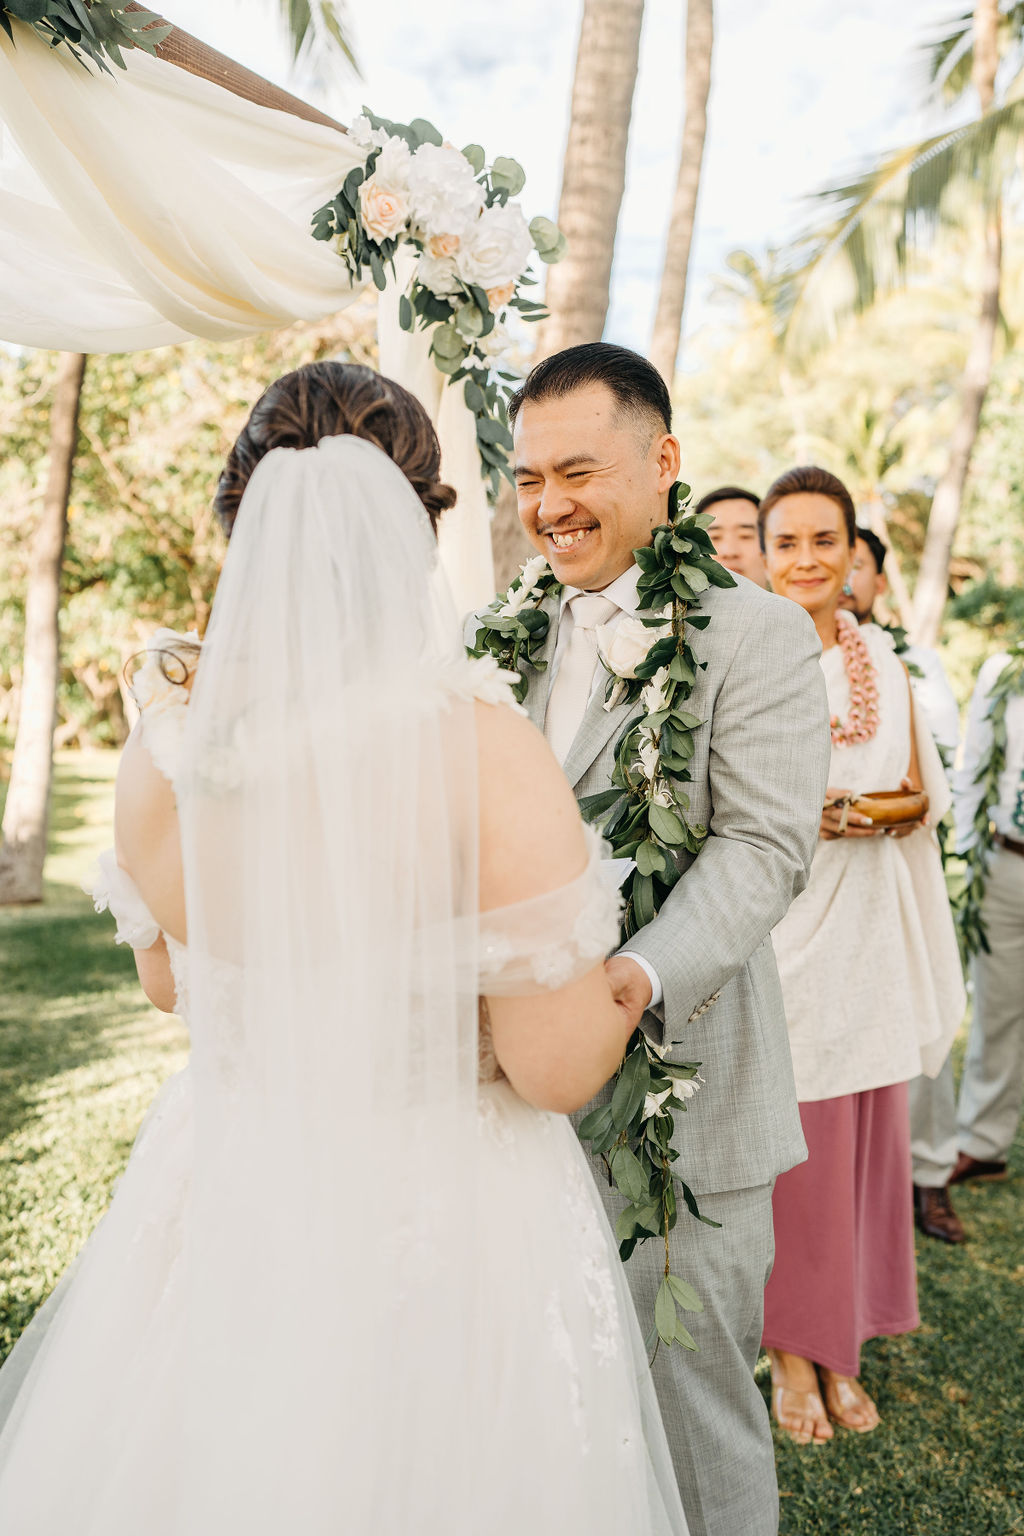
[
  {"xmin": 948, "ymin": 1152, "xmax": 1008, "ymax": 1185},
  {"xmin": 913, "ymin": 1184, "xmax": 966, "ymax": 1244}
]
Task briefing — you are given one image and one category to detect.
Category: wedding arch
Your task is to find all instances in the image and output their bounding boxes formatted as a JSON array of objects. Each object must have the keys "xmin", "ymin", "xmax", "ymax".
[{"xmin": 0, "ymin": 5, "xmax": 564, "ymax": 609}]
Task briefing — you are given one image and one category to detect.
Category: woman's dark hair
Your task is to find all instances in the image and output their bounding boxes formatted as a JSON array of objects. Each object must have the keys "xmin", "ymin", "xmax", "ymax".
[
  {"xmin": 757, "ymin": 465, "xmax": 857, "ymax": 551},
  {"xmin": 508, "ymin": 342, "xmax": 672, "ymax": 437},
  {"xmin": 214, "ymin": 361, "xmax": 456, "ymax": 537}
]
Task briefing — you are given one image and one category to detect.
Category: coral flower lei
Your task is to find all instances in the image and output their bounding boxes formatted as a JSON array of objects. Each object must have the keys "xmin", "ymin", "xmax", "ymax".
[{"xmin": 830, "ymin": 611, "xmax": 880, "ymax": 747}]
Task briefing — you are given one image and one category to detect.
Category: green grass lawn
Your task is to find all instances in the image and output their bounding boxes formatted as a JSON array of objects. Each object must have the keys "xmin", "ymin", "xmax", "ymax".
[
  {"xmin": 0, "ymin": 754, "xmax": 1021, "ymax": 1532},
  {"xmin": 0, "ymin": 751, "xmax": 187, "ymax": 1357}
]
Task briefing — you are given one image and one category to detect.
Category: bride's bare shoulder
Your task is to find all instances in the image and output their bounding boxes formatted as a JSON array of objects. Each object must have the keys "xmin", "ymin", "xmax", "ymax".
[{"xmin": 474, "ymin": 699, "xmax": 588, "ymax": 906}]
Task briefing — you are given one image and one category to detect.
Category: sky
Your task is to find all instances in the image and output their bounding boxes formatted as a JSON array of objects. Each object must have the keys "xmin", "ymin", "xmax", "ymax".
[{"xmin": 168, "ymin": 0, "xmax": 959, "ymax": 352}]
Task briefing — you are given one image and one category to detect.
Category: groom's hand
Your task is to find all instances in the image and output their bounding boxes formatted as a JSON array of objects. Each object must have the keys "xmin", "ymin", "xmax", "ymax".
[{"xmin": 604, "ymin": 956, "xmax": 653, "ymax": 1031}]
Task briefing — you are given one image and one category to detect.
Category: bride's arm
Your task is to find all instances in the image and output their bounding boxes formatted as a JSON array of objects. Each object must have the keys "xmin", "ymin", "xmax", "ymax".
[
  {"xmin": 476, "ymin": 703, "xmax": 633, "ymax": 1115},
  {"xmin": 113, "ymin": 725, "xmax": 185, "ymax": 1011}
]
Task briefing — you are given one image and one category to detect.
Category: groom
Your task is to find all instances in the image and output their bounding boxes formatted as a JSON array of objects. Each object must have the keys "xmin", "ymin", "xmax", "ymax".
[{"xmin": 496, "ymin": 344, "xmax": 830, "ymax": 1536}]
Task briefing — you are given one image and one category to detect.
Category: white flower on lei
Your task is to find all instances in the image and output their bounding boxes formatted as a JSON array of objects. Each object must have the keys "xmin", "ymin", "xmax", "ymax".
[
  {"xmin": 501, "ymin": 554, "xmax": 549, "ymax": 616},
  {"xmin": 408, "ymin": 143, "xmax": 485, "ymax": 237},
  {"xmin": 456, "ymin": 201, "xmax": 533, "ymax": 291},
  {"xmin": 673, "ymin": 1075, "xmax": 703, "ymax": 1101},
  {"xmin": 637, "ymin": 733, "xmax": 660, "ymax": 783},
  {"xmin": 641, "ymin": 665, "xmax": 672, "ymax": 717},
  {"xmin": 642, "ymin": 1086, "xmax": 673, "ymax": 1119},
  {"xmin": 597, "ymin": 614, "xmax": 669, "ymax": 681}
]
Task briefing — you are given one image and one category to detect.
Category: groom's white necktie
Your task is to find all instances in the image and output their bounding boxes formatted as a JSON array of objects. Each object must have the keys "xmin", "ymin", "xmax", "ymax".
[{"xmin": 544, "ymin": 592, "xmax": 618, "ymax": 764}]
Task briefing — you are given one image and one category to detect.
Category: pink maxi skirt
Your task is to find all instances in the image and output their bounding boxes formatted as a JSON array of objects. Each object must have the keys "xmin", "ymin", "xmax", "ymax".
[{"xmin": 762, "ymin": 1082, "xmax": 919, "ymax": 1376}]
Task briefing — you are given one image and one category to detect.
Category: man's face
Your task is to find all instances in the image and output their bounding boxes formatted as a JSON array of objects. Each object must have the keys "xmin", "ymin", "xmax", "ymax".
[
  {"xmin": 513, "ymin": 383, "xmax": 680, "ymax": 591},
  {"xmin": 706, "ymin": 497, "xmax": 768, "ymax": 587},
  {"xmin": 840, "ymin": 537, "xmax": 886, "ymax": 623}
]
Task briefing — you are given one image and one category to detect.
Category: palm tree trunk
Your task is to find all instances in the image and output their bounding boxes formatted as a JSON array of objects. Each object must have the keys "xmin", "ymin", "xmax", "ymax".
[
  {"xmin": 649, "ymin": 0, "xmax": 713, "ymax": 383},
  {"xmin": 536, "ymin": 0, "xmax": 645, "ymax": 358},
  {"xmin": 909, "ymin": 0, "xmax": 1000, "ymax": 648},
  {"xmin": 910, "ymin": 199, "xmax": 1001, "ymax": 647},
  {"xmin": 0, "ymin": 352, "xmax": 87, "ymax": 906}
]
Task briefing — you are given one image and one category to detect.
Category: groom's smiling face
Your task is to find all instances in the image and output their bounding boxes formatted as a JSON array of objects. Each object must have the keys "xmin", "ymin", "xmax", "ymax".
[{"xmin": 513, "ymin": 383, "xmax": 680, "ymax": 591}]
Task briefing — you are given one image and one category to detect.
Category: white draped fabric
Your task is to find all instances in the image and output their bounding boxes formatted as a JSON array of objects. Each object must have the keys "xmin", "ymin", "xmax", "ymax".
[{"xmin": 0, "ymin": 23, "xmax": 494, "ymax": 608}]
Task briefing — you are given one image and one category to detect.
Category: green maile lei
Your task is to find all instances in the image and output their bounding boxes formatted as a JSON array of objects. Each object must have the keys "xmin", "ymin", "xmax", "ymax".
[
  {"xmin": 956, "ymin": 644, "xmax": 1024, "ymax": 963},
  {"xmin": 470, "ymin": 482, "xmax": 736, "ymax": 1355}
]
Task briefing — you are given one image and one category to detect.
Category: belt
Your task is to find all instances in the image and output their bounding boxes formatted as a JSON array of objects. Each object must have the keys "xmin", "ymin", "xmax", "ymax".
[{"xmin": 994, "ymin": 832, "xmax": 1024, "ymax": 858}]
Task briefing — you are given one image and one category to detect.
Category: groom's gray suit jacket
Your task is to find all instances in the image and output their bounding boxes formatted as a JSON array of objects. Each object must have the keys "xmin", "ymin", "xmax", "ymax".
[{"xmin": 514, "ymin": 571, "xmax": 831, "ymax": 1197}]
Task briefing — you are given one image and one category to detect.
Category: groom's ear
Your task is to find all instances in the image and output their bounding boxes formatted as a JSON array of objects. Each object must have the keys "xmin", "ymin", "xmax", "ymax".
[{"xmin": 653, "ymin": 433, "xmax": 681, "ymax": 493}]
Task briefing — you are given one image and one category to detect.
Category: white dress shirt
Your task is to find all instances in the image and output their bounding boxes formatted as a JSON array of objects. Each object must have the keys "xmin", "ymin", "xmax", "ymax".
[
  {"xmin": 954, "ymin": 652, "xmax": 1024, "ymax": 851},
  {"xmin": 548, "ymin": 563, "xmax": 664, "ymax": 1008}
]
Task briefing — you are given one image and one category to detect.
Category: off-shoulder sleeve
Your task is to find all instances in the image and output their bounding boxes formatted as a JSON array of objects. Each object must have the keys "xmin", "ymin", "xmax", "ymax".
[
  {"xmin": 82, "ymin": 849, "xmax": 161, "ymax": 950},
  {"xmin": 479, "ymin": 829, "xmax": 623, "ymax": 996}
]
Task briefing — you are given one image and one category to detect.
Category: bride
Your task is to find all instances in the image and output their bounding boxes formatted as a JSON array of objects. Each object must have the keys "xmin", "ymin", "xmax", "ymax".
[{"xmin": 0, "ymin": 362, "xmax": 688, "ymax": 1534}]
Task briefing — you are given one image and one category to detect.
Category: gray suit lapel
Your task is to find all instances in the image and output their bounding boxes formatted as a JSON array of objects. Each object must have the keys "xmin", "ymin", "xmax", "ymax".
[
  {"xmin": 521, "ymin": 593, "xmax": 561, "ymax": 732},
  {"xmin": 562, "ymin": 682, "xmax": 637, "ymax": 790}
]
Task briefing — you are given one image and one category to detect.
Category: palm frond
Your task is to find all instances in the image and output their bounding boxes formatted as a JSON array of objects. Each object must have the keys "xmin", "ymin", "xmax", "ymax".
[
  {"xmin": 280, "ymin": 0, "xmax": 360, "ymax": 78},
  {"xmin": 785, "ymin": 93, "xmax": 1024, "ymax": 353},
  {"xmin": 922, "ymin": 3, "xmax": 1024, "ymax": 103}
]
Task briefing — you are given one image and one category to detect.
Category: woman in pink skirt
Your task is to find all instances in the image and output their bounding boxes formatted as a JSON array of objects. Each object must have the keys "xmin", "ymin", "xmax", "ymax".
[{"xmin": 758, "ymin": 466, "xmax": 965, "ymax": 1444}]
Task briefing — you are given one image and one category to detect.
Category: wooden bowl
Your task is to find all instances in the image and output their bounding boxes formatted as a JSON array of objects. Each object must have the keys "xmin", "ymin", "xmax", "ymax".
[{"xmin": 850, "ymin": 790, "xmax": 929, "ymax": 826}]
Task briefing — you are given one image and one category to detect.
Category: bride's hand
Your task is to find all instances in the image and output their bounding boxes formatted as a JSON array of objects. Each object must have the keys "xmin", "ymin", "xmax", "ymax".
[
  {"xmin": 820, "ymin": 788, "xmax": 876, "ymax": 841},
  {"xmin": 604, "ymin": 955, "xmax": 653, "ymax": 1032}
]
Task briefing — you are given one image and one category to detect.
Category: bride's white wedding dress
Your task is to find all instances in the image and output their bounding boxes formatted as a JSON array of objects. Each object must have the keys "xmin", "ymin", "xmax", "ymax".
[{"xmin": 0, "ymin": 438, "xmax": 688, "ymax": 1534}]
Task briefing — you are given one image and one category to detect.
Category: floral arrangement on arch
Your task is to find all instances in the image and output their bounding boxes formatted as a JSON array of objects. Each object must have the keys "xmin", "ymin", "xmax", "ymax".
[{"xmin": 312, "ymin": 110, "xmax": 565, "ymax": 502}]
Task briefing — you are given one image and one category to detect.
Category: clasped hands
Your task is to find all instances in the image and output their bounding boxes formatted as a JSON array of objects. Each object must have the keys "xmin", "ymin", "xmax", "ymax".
[{"xmin": 820, "ymin": 777, "xmax": 926, "ymax": 841}]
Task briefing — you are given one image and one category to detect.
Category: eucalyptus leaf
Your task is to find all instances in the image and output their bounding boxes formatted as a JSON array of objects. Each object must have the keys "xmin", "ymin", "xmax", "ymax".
[
  {"xmin": 491, "ymin": 155, "xmax": 527, "ymax": 195},
  {"xmin": 666, "ymin": 1274, "xmax": 704, "ymax": 1313},
  {"xmin": 655, "ymin": 1278, "xmax": 678, "ymax": 1346}
]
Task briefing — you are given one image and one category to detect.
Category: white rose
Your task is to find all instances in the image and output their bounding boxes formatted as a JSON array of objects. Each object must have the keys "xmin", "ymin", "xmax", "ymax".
[
  {"xmin": 477, "ymin": 319, "xmax": 512, "ymax": 360},
  {"xmin": 456, "ymin": 201, "xmax": 533, "ymax": 291},
  {"xmin": 348, "ymin": 114, "xmax": 388, "ymax": 151},
  {"xmin": 373, "ymin": 134, "xmax": 412, "ymax": 193},
  {"xmin": 428, "ymin": 231, "xmax": 461, "ymax": 259},
  {"xmin": 416, "ymin": 252, "xmax": 461, "ymax": 296},
  {"xmin": 359, "ymin": 174, "xmax": 409, "ymax": 242},
  {"xmin": 408, "ymin": 143, "xmax": 485, "ymax": 235},
  {"xmin": 597, "ymin": 615, "xmax": 668, "ymax": 679}
]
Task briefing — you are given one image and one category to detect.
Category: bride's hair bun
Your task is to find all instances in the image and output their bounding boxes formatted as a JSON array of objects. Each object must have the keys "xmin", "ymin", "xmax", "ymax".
[{"xmin": 214, "ymin": 361, "xmax": 457, "ymax": 538}]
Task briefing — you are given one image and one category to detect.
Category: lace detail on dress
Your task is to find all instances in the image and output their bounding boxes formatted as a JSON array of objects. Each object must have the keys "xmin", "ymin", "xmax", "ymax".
[
  {"xmin": 83, "ymin": 850, "xmax": 161, "ymax": 951},
  {"xmin": 478, "ymin": 828, "xmax": 623, "ymax": 998}
]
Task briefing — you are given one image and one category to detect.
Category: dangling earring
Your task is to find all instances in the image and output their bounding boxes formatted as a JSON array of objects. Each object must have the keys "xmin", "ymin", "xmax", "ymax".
[{"xmin": 842, "ymin": 581, "xmax": 853, "ymax": 596}]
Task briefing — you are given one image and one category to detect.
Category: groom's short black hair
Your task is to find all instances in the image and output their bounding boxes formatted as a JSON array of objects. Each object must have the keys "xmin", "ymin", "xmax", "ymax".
[{"xmin": 508, "ymin": 343, "xmax": 672, "ymax": 437}]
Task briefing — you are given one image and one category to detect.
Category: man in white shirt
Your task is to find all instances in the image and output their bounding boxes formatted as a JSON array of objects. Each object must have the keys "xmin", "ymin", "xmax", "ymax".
[
  {"xmin": 840, "ymin": 527, "xmax": 965, "ymax": 1243},
  {"xmin": 951, "ymin": 651, "xmax": 1024, "ymax": 1185}
]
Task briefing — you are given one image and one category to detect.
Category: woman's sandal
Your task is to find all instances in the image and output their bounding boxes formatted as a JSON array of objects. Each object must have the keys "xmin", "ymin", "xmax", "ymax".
[
  {"xmin": 767, "ymin": 1353, "xmax": 833, "ymax": 1445},
  {"xmin": 819, "ymin": 1371, "xmax": 881, "ymax": 1433}
]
